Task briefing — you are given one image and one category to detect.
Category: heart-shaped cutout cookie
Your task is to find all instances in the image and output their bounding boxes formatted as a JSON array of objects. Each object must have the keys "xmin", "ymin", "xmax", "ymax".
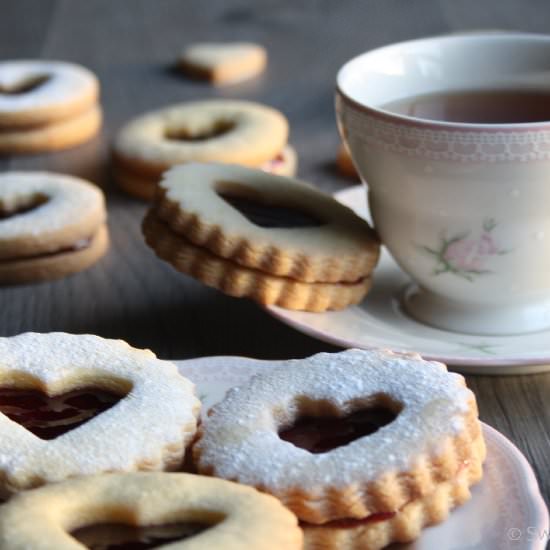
[{"xmin": 0, "ymin": 333, "xmax": 200, "ymax": 495}]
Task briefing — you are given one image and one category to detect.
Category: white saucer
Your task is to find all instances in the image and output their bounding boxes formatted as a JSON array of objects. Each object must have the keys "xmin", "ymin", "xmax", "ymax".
[
  {"xmin": 266, "ymin": 185, "xmax": 550, "ymax": 375},
  {"xmin": 177, "ymin": 356, "xmax": 549, "ymax": 550}
]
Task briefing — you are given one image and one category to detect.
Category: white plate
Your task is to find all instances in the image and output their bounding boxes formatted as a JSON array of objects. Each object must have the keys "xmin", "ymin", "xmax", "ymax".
[
  {"xmin": 266, "ymin": 185, "xmax": 550, "ymax": 375},
  {"xmin": 177, "ymin": 355, "xmax": 549, "ymax": 550}
]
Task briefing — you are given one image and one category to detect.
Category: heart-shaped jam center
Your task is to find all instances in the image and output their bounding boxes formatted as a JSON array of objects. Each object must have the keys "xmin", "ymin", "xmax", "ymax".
[
  {"xmin": 72, "ymin": 522, "xmax": 210, "ymax": 549},
  {"xmin": 279, "ymin": 404, "xmax": 398, "ymax": 453},
  {"xmin": 165, "ymin": 120, "xmax": 235, "ymax": 142},
  {"xmin": 0, "ymin": 193, "xmax": 49, "ymax": 220},
  {"xmin": 0, "ymin": 387, "xmax": 124, "ymax": 440},
  {"xmin": 0, "ymin": 74, "xmax": 50, "ymax": 95},
  {"xmin": 217, "ymin": 190, "xmax": 324, "ymax": 228}
]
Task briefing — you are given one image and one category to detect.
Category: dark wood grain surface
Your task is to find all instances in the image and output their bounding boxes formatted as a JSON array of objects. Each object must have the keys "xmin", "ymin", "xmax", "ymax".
[{"xmin": 1, "ymin": 0, "xmax": 548, "ymax": 538}]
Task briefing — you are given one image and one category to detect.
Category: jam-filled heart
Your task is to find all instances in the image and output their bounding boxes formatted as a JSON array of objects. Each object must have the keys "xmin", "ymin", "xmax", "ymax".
[
  {"xmin": 0, "ymin": 193, "xmax": 49, "ymax": 220},
  {"xmin": 0, "ymin": 387, "xmax": 124, "ymax": 440},
  {"xmin": 165, "ymin": 120, "xmax": 235, "ymax": 142},
  {"xmin": 71, "ymin": 522, "xmax": 210, "ymax": 550},
  {"xmin": 0, "ymin": 74, "xmax": 50, "ymax": 95},
  {"xmin": 218, "ymin": 191, "xmax": 324, "ymax": 229},
  {"xmin": 279, "ymin": 406, "xmax": 398, "ymax": 454}
]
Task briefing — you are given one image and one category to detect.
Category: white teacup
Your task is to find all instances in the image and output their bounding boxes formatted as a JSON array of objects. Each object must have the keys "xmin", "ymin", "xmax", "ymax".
[{"xmin": 336, "ymin": 32, "xmax": 550, "ymax": 335}]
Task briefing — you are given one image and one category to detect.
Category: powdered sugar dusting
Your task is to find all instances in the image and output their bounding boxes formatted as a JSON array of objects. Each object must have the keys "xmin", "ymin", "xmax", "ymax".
[
  {"xmin": 0, "ymin": 172, "xmax": 105, "ymax": 239},
  {"xmin": 0, "ymin": 333, "xmax": 200, "ymax": 491},
  {"xmin": 0, "ymin": 61, "xmax": 97, "ymax": 113},
  {"xmin": 197, "ymin": 349, "xmax": 474, "ymax": 489}
]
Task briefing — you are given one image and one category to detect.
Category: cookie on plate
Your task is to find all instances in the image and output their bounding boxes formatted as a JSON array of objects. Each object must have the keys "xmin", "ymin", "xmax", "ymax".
[
  {"xmin": 178, "ymin": 42, "xmax": 267, "ymax": 85},
  {"xmin": 0, "ymin": 172, "xmax": 109, "ymax": 284},
  {"xmin": 0, "ymin": 60, "xmax": 102, "ymax": 153},
  {"xmin": 194, "ymin": 348, "xmax": 486, "ymax": 550},
  {"xmin": 112, "ymin": 99, "xmax": 296, "ymax": 200},
  {"xmin": 142, "ymin": 163, "xmax": 379, "ymax": 311},
  {"xmin": 0, "ymin": 332, "xmax": 200, "ymax": 496}
]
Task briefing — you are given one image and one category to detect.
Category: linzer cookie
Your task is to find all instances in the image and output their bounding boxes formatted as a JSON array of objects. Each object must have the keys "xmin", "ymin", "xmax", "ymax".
[
  {"xmin": 112, "ymin": 99, "xmax": 295, "ymax": 200},
  {"xmin": 178, "ymin": 42, "xmax": 267, "ymax": 85},
  {"xmin": 0, "ymin": 60, "xmax": 102, "ymax": 153},
  {"xmin": 337, "ymin": 142, "xmax": 359, "ymax": 179},
  {"xmin": 142, "ymin": 163, "xmax": 379, "ymax": 311},
  {"xmin": 0, "ymin": 172, "xmax": 109, "ymax": 284},
  {"xmin": 0, "ymin": 333, "xmax": 200, "ymax": 496},
  {"xmin": 194, "ymin": 349, "xmax": 486, "ymax": 550},
  {"xmin": 0, "ymin": 473, "xmax": 303, "ymax": 550}
]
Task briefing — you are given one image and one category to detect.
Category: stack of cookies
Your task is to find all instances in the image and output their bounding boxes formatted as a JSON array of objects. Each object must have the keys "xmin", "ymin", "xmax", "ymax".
[
  {"xmin": 112, "ymin": 99, "xmax": 297, "ymax": 200},
  {"xmin": 142, "ymin": 162, "xmax": 380, "ymax": 311},
  {"xmin": 0, "ymin": 60, "xmax": 102, "ymax": 154}
]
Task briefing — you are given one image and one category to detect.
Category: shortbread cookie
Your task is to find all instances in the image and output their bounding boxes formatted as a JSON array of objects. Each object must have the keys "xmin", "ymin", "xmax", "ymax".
[
  {"xmin": 112, "ymin": 99, "xmax": 288, "ymax": 197},
  {"xmin": 179, "ymin": 42, "xmax": 267, "ymax": 85},
  {"xmin": 337, "ymin": 142, "xmax": 359, "ymax": 179},
  {"xmin": 0, "ymin": 333, "xmax": 200, "ymax": 496},
  {"xmin": 143, "ymin": 211, "xmax": 372, "ymax": 311},
  {"xmin": 155, "ymin": 163, "xmax": 379, "ymax": 283},
  {"xmin": 0, "ymin": 473, "xmax": 302, "ymax": 550},
  {"xmin": 113, "ymin": 143, "xmax": 297, "ymax": 201},
  {"xmin": 0, "ymin": 60, "xmax": 99, "ymax": 127},
  {"xmin": 194, "ymin": 349, "xmax": 485, "ymax": 548},
  {"xmin": 0, "ymin": 172, "xmax": 108, "ymax": 284},
  {"xmin": 0, "ymin": 105, "xmax": 102, "ymax": 153}
]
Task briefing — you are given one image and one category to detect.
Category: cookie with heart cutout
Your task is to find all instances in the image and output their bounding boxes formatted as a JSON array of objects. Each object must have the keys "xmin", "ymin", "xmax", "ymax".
[
  {"xmin": 0, "ymin": 333, "xmax": 200, "ymax": 497},
  {"xmin": 0, "ymin": 473, "xmax": 302, "ymax": 550},
  {"xmin": 193, "ymin": 348, "xmax": 486, "ymax": 550},
  {"xmin": 0, "ymin": 60, "xmax": 98, "ymax": 127},
  {"xmin": 0, "ymin": 172, "xmax": 109, "ymax": 284},
  {"xmin": 0, "ymin": 60, "xmax": 102, "ymax": 152},
  {"xmin": 111, "ymin": 99, "xmax": 292, "ymax": 199},
  {"xmin": 178, "ymin": 42, "xmax": 267, "ymax": 85},
  {"xmin": 142, "ymin": 163, "xmax": 379, "ymax": 311}
]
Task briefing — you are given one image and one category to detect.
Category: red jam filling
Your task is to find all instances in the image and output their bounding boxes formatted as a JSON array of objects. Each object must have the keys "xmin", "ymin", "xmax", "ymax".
[
  {"xmin": 217, "ymin": 192, "xmax": 324, "ymax": 228},
  {"xmin": 279, "ymin": 406, "xmax": 398, "ymax": 453},
  {"xmin": 262, "ymin": 152, "xmax": 285, "ymax": 170},
  {"xmin": 301, "ymin": 511, "xmax": 397, "ymax": 530},
  {"xmin": 0, "ymin": 387, "xmax": 123, "ymax": 440},
  {"xmin": 71, "ymin": 523, "xmax": 209, "ymax": 549},
  {"xmin": 0, "ymin": 74, "xmax": 50, "ymax": 95}
]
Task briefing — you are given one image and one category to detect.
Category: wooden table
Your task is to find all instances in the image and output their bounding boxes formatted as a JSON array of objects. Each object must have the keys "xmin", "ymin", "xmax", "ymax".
[{"xmin": 1, "ymin": 0, "xmax": 548, "ymax": 534}]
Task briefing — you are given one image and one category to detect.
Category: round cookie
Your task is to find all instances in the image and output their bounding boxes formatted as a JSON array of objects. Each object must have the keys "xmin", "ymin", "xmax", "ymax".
[
  {"xmin": 178, "ymin": 42, "xmax": 267, "ymax": 85},
  {"xmin": 0, "ymin": 473, "xmax": 302, "ymax": 550},
  {"xmin": 194, "ymin": 349, "xmax": 486, "ymax": 549},
  {"xmin": 0, "ymin": 60, "xmax": 99, "ymax": 127},
  {"xmin": 112, "ymin": 99, "xmax": 288, "ymax": 184},
  {"xmin": 0, "ymin": 171, "xmax": 108, "ymax": 284},
  {"xmin": 155, "ymin": 163, "xmax": 379, "ymax": 283},
  {"xmin": 0, "ymin": 105, "xmax": 101, "ymax": 153},
  {"xmin": 0, "ymin": 333, "xmax": 201, "ymax": 496}
]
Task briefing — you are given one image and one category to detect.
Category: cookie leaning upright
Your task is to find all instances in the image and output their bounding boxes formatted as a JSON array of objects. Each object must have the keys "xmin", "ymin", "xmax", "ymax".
[
  {"xmin": 0, "ymin": 172, "xmax": 109, "ymax": 284},
  {"xmin": 0, "ymin": 60, "xmax": 102, "ymax": 153},
  {"xmin": 112, "ymin": 99, "xmax": 296, "ymax": 200},
  {"xmin": 142, "ymin": 163, "xmax": 380, "ymax": 311}
]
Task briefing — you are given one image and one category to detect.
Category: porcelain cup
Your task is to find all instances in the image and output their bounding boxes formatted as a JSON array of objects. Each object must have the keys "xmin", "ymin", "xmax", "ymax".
[{"xmin": 336, "ymin": 32, "xmax": 550, "ymax": 335}]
